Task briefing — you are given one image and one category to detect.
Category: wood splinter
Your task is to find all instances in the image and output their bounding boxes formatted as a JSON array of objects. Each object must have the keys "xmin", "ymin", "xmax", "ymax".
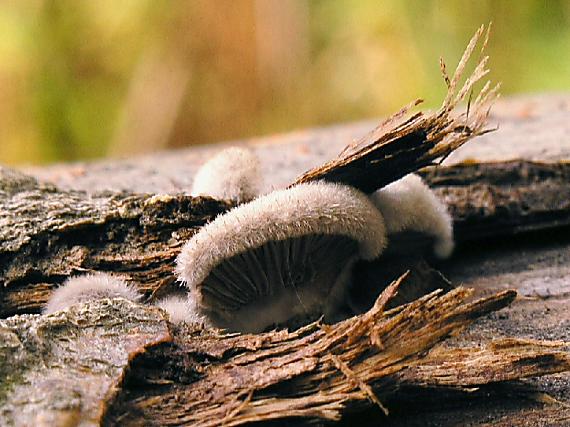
[{"xmin": 103, "ymin": 275, "xmax": 569, "ymax": 426}]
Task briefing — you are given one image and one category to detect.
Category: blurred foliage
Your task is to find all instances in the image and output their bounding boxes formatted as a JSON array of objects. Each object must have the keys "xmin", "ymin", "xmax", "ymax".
[{"xmin": 0, "ymin": 0, "xmax": 569, "ymax": 165}]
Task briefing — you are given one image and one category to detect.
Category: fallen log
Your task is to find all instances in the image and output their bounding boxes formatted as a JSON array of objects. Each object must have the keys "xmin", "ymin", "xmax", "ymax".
[
  {"xmin": 0, "ymin": 298, "xmax": 171, "ymax": 426},
  {"xmin": 1, "ymin": 25, "xmax": 569, "ymax": 426},
  {"xmin": 2, "ymin": 159, "xmax": 569, "ymax": 317}
]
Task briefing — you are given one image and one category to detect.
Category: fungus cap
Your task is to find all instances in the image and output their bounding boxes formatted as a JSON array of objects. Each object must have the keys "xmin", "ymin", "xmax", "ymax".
[
  {"xmin": 191, "ymin": 147, "xmax": 261, "ymax": 203},
  {"xmin": 176, "ymin": 181, "xmax": 386, "ymax": 332},
  {"xmin": 370, "ymin": 174, "xmax": 454, "ymax": 258},
  {"xmin": 44, "ymin": 272, "xmax": 141, "ymax": 314}
]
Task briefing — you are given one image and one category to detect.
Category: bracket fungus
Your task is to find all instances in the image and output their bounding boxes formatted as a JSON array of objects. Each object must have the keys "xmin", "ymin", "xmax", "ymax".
[
  {"xmin": 174, "ymin": 146, "xmax": 456, "ymax": 333},
  {"xmin": 43, "ymin": 150, "xmax": 455, "ymax": 335},
  {"xmin": 176, "ymin": 181, "xmax": 387, "ymax": 332},
  {"xmin": 44, "ymin": 273, "xmax": 206, "ymax": 325}
]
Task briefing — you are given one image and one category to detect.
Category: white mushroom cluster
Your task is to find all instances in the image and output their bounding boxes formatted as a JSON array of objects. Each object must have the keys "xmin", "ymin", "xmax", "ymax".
[
  {"xmin": 177, "ymin": 180, "xmax": 386, "ymax": 332},
  {"xmin": 44, "ymin": 147, "xmax": 454, "ymax": 333}
]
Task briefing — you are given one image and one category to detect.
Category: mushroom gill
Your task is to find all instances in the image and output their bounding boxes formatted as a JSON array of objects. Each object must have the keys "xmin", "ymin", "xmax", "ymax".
[{"xmin": 176, "ymin": 181, "xmax": 386, "ymax": 332}]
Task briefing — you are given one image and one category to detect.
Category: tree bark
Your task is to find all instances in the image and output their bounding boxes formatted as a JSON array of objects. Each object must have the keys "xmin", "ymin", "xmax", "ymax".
[
  {"xmin": 0, "ymin": 299, "xmax": 170, "ymax": 426},
  {"xmin": 0, "ymin": 166, "xmax": 231, "ymax": 317}
]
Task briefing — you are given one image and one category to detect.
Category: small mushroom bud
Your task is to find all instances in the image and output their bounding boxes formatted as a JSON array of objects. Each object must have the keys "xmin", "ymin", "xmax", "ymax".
[
  {"xmin": 154, "ymin": 295, "xmax": 209, "ymax": 325},
  {"xmin": 176, "ymin": 181, "xmax": 386, "ymax": 333},
  {"xmin": 369, "ymin": 174, "xmax": 454, "ymax": 258},
  {"xmin": 44, "ymin": 272, "xmax": 141, "ymax": 314},
  {"xmin": 191, "ymin": 147, "xmax": 262, "ymax": 203}
]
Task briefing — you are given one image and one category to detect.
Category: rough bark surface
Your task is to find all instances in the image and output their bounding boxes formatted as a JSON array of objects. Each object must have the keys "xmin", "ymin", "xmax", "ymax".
[
  {"xmin": 424, "ymin": 160, "xmax": 570, "ymax": 241},
  {"xmin": 2, "ymin": 276, "xmax": 564, "ymax": 427},
  {"xmin": 0, "ymin": 166, "xmax": 231, "ymax": 316},
  {"xmin": 100, "ymin": 283, "xmax": 567, "ymax": 426},
  {"xmin": 0, "ymin": 299, "xmax": 170, "ymax": 426}
]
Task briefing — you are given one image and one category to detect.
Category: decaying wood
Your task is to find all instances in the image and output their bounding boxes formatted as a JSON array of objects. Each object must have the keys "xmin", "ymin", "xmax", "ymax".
[
  {"xmin": 423, "ymin": 160, "xmax": 570, "ymax": 241},
  {"xmin": 0, "ymin": 299, "xmax": 170, "ymax": 426},
  {"xmin": 398, "ymin": 338, "xmax": 570, "ymax": 387},
  {"xmin": 0, "ymin": 166, "xmax": 231, "ymax": 317},
  {"xmin": 100, "ymin": 278, "xmax": 568, "ymax": 426},
  {"xmin": 4, "ymin": 276, "xmax": 566, "ymax": 426}
]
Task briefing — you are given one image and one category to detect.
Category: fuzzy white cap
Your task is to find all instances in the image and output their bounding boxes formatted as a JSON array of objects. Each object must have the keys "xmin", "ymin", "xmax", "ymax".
[
  {"xmin": 191, "ymin": 147, "xmax": 261, "ymax": 203},
  {"xmin": 370, "ymin": 174, "xmax": 454, "ymax": 258},
  {"xmin": 154, "ymin": 295, "xmax": 209, "ymax": 325},
  {"xmin": 177, "ymin": 181, "xmax": 387, "ymax": 291},
  {"xmin": 44, "ymin": 272, "xmax": 141, "ymax": 314}
]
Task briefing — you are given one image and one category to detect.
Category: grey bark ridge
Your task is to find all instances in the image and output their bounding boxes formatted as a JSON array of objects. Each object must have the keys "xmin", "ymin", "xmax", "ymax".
[
  {"xmin": 0, "ymin": 298, "xmax": 170, "ymax": 426},
  {"xmin": 25, "ymin": 94, "xmax": 570, "ymax": 194},
  {"xmin": 0, "ymin": 166, "xmax": 230, "ymax": 316}
]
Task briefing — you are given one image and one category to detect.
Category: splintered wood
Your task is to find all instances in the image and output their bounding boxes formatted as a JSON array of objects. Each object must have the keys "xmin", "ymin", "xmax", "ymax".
[
  {"xmin": 294, "ymin": 24, "xmax": 499, "ymax": 193},
  {"xmin": 103, "ymin": 278, "xmax": 569, "ymax": 426}
]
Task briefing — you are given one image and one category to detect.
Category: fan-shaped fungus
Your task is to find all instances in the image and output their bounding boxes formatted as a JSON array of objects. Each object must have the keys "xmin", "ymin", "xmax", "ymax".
[
  {"xmin": 370, "ymin": 174, "xmax": 454, "ymax": 259},
  {"xmin": 176, "ymin": 181, "xmax": 386, "ymax": 332}
]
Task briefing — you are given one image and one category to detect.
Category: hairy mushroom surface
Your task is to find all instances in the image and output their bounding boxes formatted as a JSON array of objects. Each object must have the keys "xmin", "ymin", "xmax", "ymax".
[
  {"xmin": 176, "ymin": 181, "xmax": 386, "ymax": 332},
  {"xmin": 154, "ymin": 295, "xmax": 208, "ymax": 325},
  {"xmin": 191, "ymin": 147, "xmax": 262, "ymax": 203},
  {"xmin": 44, "ymin": 272, "xmax": 141, "ymax": 314},
  {"xmin": 370, "ymin": 174, "xmax": 454, "ymax": 259}
]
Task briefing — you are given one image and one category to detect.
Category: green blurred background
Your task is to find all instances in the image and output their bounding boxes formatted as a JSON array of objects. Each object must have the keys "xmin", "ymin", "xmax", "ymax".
[{"xmin": 1, "ymin": 0, "xmax": 569, "ymax": 165}]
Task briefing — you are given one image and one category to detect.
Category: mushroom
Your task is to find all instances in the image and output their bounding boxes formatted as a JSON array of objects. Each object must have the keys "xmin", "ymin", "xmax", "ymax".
[
  {"xmin": 176, "ymin": 181, "xmax": 387, "ymax": 332},
  {"xmin": 154, "ymin": 295, "xmax": 209, "ymax": 325},
  {"xmin": 370, "ymin": 174, "xmax": 454, "ymax": 259},
  {"xmin": 44, "ymin": 272, "xmax": 141, "ymax": 314},
  {"xmin": 191, "ymin": 147, "xmax": 262, "ymax": 203}
]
